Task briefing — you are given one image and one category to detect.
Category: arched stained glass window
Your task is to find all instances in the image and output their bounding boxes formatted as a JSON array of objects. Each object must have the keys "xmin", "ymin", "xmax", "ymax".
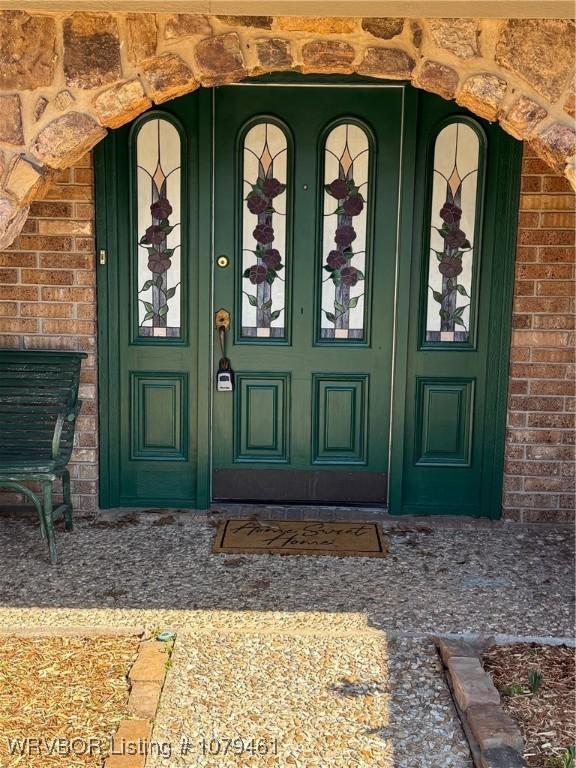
[
  {"xmin": 425, "ymin": 120, "xmax": 482, "ymax": 344},
  {"xmin": 320, "ymin": 122, "xmax": 370, "ymax": 341},
  {"xmin": 240, "ymin": 121, "xmax": 288, "ymax": 339},
  {"xmin": 135, "ymin": 117, "xmax": 182, "ymax": 338}
]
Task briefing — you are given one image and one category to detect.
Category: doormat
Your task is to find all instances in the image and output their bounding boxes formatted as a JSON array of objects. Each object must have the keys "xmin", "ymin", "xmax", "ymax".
[{"xmin": 212, "ymin": 519, "xmax": 388, "ymax": 558}]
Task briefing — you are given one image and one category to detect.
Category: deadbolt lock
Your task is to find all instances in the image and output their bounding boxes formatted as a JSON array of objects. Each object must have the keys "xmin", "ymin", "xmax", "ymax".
[{"xmin": 217, "ymin": 254, "xmax": 230, "ymax": 268}]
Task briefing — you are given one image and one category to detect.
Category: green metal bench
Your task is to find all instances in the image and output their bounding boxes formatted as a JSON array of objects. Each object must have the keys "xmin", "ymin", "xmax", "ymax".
[{"xmin": 0, "ymin": 350, "xmax": 87, "ymax": 563}]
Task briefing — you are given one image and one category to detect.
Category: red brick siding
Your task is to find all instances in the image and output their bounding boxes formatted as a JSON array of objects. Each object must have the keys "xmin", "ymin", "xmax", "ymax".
[
  {"xmin": 503, "ymin": 144, "xmax": 575, "ymax": 522},
  {"xmin": 0, "ymin": 145, "xmax": 574, "ymax": 520},
  {"xmin": 0, "ymin": 155, "xmax": 97, "ymax": 515}
]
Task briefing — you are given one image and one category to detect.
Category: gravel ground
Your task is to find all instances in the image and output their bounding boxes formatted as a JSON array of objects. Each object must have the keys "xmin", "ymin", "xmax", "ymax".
[
  {"xmin": 0, "ymin": 511, "xmax": 572, "ymax": 767},
  {"xmin": 147, "ymin": 624, "xmax": 472, "ymax": 768},
  {"xmin": 0, "ymin": 512, "xmax": 572, "ymax": 637}
]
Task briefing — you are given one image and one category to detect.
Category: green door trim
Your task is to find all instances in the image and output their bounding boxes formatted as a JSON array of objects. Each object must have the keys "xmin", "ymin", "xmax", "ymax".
[{"xmin": 95, "ymin": 78, "xmax": 521, "ymax": 516}]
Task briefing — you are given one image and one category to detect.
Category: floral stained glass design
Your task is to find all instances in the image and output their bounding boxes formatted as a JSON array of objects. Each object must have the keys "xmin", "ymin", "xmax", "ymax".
[
  {"xmin": 136, "ymin": 118, "xmax": 182, "ymax": 338},
  {"xmin": 320, "ymin": 123, "xmax": 369, "ymax": 340},
  {"xmin": 426, "ymin": 122, "xmax": 480, "ymax": 343},
  {"xmin": 241, "ymin": 123, "xmax": 287, "ymax": 338}
]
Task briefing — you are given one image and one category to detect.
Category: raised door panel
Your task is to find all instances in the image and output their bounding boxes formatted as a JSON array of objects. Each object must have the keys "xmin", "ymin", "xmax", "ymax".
[
  {"xmin": 415, "ymin": 378, "xmax": 473, "ymax": 466},
  {"xmin": 130, "ymin": 372, "xmax": 187, "ymax": 460},
  {"xmin": 235, "ymin": 373, "xmax": 290, "ymax": 463},
  {"xmin": 312, "ymin": 375, "xmax": 368, "ymax": 464}
]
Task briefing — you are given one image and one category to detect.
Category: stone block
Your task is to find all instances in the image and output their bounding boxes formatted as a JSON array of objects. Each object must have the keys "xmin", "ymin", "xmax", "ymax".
[
  {"xmin": 164, "ymin": 14, "xmax": 211, "ymax": 39},
  {"xmin": 33, "ymin": 97, "xmax": 49, "ymax": 123},
  {"xmin": 0, "ymin": 11, "xmax": 57, "ymax": 90},
  {"xmin": 467, "ymin": 704, "xmax": 524, "ymax": 752},
  {"xmin": 127, "ymin": 681, "xmax": 162, "ymax": 720},
  {"xmin": 195, "ymin": 33, "xmax": 246, "ymax": 86},
  {"xmin": 141, "ymin": 53, "xmax": 198, "ymax": 104},
  {"xmin": 94, "ymin": 80, "xmax": 152, "ymax": 129},
  {"xmin": 480, "ymin": 746, "xmax": 527, "ymax": 768},
  {"xmin": 457, "ymin": 74, "xmax": 507, "ymax": 121},
  {"xmin": 129, "ymin": 641, "xmax": 168, "ymax": 683},
  {"xmin": 218, "ymin": 15, "xmax": 272, "ymax": 29},
  {"xmin": 437, "ymin": 637, "xmax": 479, "ymax": 664},
  {"xmin": 301, "ymin": 40, "xmax": 355, "ymax": 73},
  {"xmin": 4, "ymin": 157, "xmax": 44, "ymax": 203},
  {"xmin": 447, "ymin": 656, "xmax": 500, "ymax": 711},
  {"xmin": 64, "ymin": 12, "xmax": 121, "ymax": 90},
  {"xmin": 31, "ymin": 113, "xmax": 107, "ymax": 170},
  {"xmin": 357, "ymin": 47, "xmax": 414, "ymax": 79},
  {"xmin": 531, "ymin": 124, "xmax": 576, "ymax": 174},
  {"xmin": 0, "ymin": 95, "xmax": 24, "ymax": 146},
  {"xmin": 427, "ymin": 18, "xmax": 480, "ymax": 59},
  {"xmin": 0, "ymin": 197, "xmax": 29, "ymax": 252},
  {"xmin": 500, "ymin": 97, "xmax": 547, "ymax": 140},
  {"xmin": 124, "ymin": 13, "xmax": 157, "ymax": 64},
  {"xmin": 105, "ymin": 719, "xmax": 151, "ymax": 768},
  {"xmin": 361, "ymin": 18, "xmax": 404, "ymax": 39},
  {"xmin": 413, "ymin": 60, "xmax": 459, "ymax": 100},
  {"xmin": 564, "ymin": 83, "xmax": 575, "ymax": 119},
  {"xmin": 54, "ymin": 91, "xmax": 75, "ymax": 112},
  {"xmin": 255, "ymin": 38, "xmax": 293, "ymax": 71},
  {"xmin": 276, "ymin": 16, "xmax": 357, "ymax": 34},
  {"xmin": 496, "ymin": 19, "xmax": 575, "ymax": 100}
]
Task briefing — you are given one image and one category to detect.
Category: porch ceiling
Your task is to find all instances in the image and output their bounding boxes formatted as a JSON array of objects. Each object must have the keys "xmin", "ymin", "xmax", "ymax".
[{"xmin": 0, "ymin": 1, "xmax": 573, "ymax": 18}]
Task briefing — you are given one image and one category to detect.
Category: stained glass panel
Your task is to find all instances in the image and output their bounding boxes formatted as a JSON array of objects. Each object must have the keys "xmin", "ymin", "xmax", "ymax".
[
  {"xmin": 241, "ymin": 122, "xmax": 287, "ymax": 338},
  {"xmin": 320, "ymin": 123, "xmax": 369, "ymax": 341},
  {"xmin": 136, "ymin": 118, "xmax": 182, "ymax": 338},
  {"xmin": 425, "ymin": 122, "xmax": 480, "ymax": 344}
]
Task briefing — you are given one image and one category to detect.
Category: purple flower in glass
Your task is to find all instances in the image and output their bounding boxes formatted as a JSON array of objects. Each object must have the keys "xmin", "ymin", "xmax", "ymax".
[
  {"xmin": 326, "ymin": 250, "xmax": 347, "ymax": 270},
  {"xmin": 253, "ymin": 224, "xmax": 275, "ymax": 245},
  {"xmin": 262, "ymin": 178, "xmax": 285, "ymax": 199},
  {"xmin": 150, "ymin": 198, "xmax": 173, "ymax": 220},
  {"xmin": 343, "ymin": 194, "xmax": 364, "ymax": 216},
  {"xmin": 248, "ymin": 264, "xmax": 268, "ymax": 284},
  {"xmin": 247, "ymin": 192, "xmax": 269, "ymax": 215},
  {"xmin": 443, "ymin": 228, "xmax": 467, "ymax": 249},
  {"xmin": 327, "ymin": 179, "xmax": 349, "ymax": 199},
  {"xmin": 340, "ymin": 266, "xmax": 360, "ymax": 287},
  {"xmin": 263, "ymin": 249, "xmax": 282, "ymax": 269},
  {"xmin": 438, "ymin": 256, "xmax": 463, "ymax": 278},
  {"xmin": 439, "ymin": 202, "xmax": 462, "ymax": 225},
  {"xmin": 144, "ymin": 225, "xmax": 166, "ymax": 245},
  {"xmin": 335, "ymin": 225, "xmax": 356, "ymax": 247}
]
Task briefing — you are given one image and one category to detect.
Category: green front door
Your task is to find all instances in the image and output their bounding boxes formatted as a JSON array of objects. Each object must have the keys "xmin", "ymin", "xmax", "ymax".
[
  {"xmin": 212, "ymin": 85, "xmax": 404, "ymax": 503},
  {"xmin": 96, "ymin": 80, "xmax": 520, "ymax": 514}
]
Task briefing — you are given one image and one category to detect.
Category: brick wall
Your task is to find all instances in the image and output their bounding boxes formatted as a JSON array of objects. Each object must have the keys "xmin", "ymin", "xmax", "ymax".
[
  {"xmin": 503, "ymin": 144, "xmax": 575, "ymax": 522},
  {"xmin": 0, "ymin": 145, "xmax": 574, "ymax": 521},
  {"xmin": 0, "ymin": 155, "xmax": 98, "ymax": 515}
]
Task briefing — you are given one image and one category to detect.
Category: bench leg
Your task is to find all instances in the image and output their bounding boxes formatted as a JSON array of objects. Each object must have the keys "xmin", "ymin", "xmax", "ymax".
[
  {"xmin": 62, "ymin": 469, "xmax": 73, "ymax": 531},
  {"xmin": 41, "ymin": 479, "xmax": 57, "ymax": 565}
]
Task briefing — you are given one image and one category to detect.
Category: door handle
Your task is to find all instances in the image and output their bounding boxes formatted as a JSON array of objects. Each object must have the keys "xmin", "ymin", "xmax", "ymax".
[
  {"xmin": 215, "ymin": 308, "xmax": 231, "ymax": 361},
  {"xmin": 215, "ymin": 309, "xmax": 233, "ymax": 391}
]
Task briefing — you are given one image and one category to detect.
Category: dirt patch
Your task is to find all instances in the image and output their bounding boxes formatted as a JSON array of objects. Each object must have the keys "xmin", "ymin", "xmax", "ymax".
[
  {"xmin": 484, "ymin": 643, "xmax": 575, "ymax": 767},
  {"xmin": 0, "ymin": 634, "xmax": 139, "ymax": 767}
]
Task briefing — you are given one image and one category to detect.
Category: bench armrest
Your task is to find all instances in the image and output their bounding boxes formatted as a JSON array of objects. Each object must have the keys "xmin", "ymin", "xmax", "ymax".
[{"xmin": 51, "ymin": 400, "xmax": 82, "ymax": 460}]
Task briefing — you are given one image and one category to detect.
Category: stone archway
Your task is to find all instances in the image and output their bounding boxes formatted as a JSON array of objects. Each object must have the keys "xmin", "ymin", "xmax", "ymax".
[{"xmin": 0, "ymin": 12, "xmax": 574, "ymax": 248}]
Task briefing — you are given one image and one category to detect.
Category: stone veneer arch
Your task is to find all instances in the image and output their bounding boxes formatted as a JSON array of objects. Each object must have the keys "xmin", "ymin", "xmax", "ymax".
[{"xmin": 0, "ymin": 12, "xmax": 574, "ymax": 249}]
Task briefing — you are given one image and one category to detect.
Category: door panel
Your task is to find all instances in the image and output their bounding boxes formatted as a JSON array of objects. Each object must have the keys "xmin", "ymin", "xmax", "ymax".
[
  {"xmin": 212, "ymin": 85, "xmax": 404, "ymax": 503},
  {"xmin": 389, "ymin": 93, "xmax": 521, "ymax": 517},
  {"xmin": 96, "ymin": 97, "xmax": 203, "ymax": 508}
]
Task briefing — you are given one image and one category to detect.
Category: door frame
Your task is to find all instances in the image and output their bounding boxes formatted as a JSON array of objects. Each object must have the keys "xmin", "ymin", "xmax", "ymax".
[{"xmin": 95, "ymin": 75, "xmax": 521, "ymax": 515}]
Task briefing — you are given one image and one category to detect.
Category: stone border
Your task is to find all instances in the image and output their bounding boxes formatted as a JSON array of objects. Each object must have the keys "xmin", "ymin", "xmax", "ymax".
[
  {"xmin": 104, "ymin": 636, "xmax": 173, "ymax": 768},
  {"xmin": 0, "ymin": 12, "xmax": 574, "ymax": 249},
  {"xmin": 437, "ymin": 637, "xmax": 528, "ymax": 768}
]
